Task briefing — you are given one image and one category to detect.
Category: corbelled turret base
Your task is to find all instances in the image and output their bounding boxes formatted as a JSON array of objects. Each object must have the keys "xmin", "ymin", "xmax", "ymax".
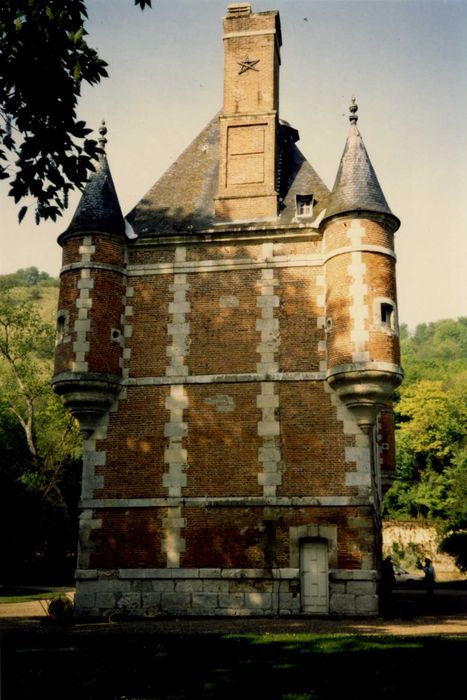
[
  {"xmin": 52, "ymin": 372, "xmax": 122, "ymax": 438},
  {"xmin": 326, "ymin": 365, "xmax": 403, "ymax": 433}
]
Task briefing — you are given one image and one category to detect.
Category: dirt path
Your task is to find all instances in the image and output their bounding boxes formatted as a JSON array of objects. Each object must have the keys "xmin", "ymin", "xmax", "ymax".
[{"xmin": 0, "ymin": 608, "xmax": 466, "ymax": 637}]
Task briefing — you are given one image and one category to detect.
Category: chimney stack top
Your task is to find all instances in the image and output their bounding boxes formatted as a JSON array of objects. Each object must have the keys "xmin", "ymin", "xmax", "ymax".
[{"xmin": 227, "ymin": 4, "xmax": 252, "ymax": 16}]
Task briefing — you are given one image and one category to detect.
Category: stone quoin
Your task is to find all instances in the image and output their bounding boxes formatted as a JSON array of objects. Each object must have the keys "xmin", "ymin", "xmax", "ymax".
[{"xmin": 53, "ymin": 3, "xmax": 402, "ymax": 618}]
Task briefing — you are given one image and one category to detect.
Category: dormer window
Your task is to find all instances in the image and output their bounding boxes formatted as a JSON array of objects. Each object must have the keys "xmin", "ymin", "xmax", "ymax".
[{"xmin": 296, "ymin": 194, "xmax": 314, "ymax": 217}]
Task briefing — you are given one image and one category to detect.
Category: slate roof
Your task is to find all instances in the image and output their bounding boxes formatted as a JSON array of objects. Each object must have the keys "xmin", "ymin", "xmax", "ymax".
[
  {"xmin": 128, "ymin": 114, "xmax": 330, "ymax": 236},
  {"xmin": 63, "ymin": 151, "xmax": 125, "ymax": 238},
  {"xmin": 324, "ymin": 123, "xmax": 398, "ymax": 225}
]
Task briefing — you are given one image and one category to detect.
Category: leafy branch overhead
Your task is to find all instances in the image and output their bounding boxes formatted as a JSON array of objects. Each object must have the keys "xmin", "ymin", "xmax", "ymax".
[{"xmin": 0, "ymin": 0, "xmax": 151, "ymax": 223}]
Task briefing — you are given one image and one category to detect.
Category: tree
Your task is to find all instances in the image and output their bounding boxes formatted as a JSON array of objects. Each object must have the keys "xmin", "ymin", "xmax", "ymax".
[
  {"xmin": 0, "ymin": 290, "xmax": 81, "ymax": 502},
  {"xmin": 0, "ymin": 290, "xmax": 82, "ymax": 580},
  {"xmin": 0, "ymin": 267, "xmax": 58, "ymax": 289},
  {"xmin": 0, "ymin": 0, "xmax": 151, "ymax": 223},
  {"xmin": 383, "ymin": 319, "xmax": 467, "ymax": 570},
  {"xmin": 385, "ymin": 378, "xmax": 467, "ymax": 519}
]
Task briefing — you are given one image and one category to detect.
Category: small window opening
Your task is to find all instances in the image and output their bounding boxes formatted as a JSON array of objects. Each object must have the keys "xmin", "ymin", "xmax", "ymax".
[
  {"xmin": 56, "ymin": 316, "xmax": 65, "ymax": 344},
  {"xmin": 380, "ymin": 303, "xmax": 395, "ymax": 330},
  {"xmin": 56, "ymin": 310, "xmax": 68, "ymax": 345},
  {"xmin": 296, "ymin": 194, "xmax": 314, "ymax": 217}
]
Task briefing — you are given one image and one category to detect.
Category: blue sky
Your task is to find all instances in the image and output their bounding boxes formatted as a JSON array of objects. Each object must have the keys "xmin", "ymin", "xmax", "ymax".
[{"xmin": 1, "ymin": 0, "xmax": 466, "ymax": 330}]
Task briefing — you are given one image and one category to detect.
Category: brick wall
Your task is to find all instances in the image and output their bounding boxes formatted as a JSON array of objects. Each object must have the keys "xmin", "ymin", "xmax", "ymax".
[
  {"xmin": 86, "ymin": 270, "xmax": 124, "ymax": 374},
  {"xmin": 87, "ymin": 504, "xmax": 372, "ymax": 572},
  {"xmin": 55, "ymin": 269, "xmax": 80, "ymax": 374},
  {"xmin": 90, "ymin": 508, "xmax": 164, "ymax": 569},
  {"xmin": 91, "ymin": 236, "xmax": 126, "ymax": 267},
  {"xmin": 325, "ymin": 253, "xmax": 353, "ymax": 367},
  {"xmin": 61, "ymin": 238, "xmax": 82, "ymax": 266},
  {"xmin": 222, "ymin": 10, "xmax": 279, "ymax": 115},
  {"xmin": 277, "ymin": 267, "xmax": 324, "ymax": 372},
  {"xmin": 278, "ymin": 383, "xmax": 355, "ymax": 497},
  {"xmin": 189, "ymin": 270, "xmax": 259, "ymax": 374},
  {"xmin": 185, "ymin": 383, "xmax": 262, "ymax": 497},
  {"xmin": 324, "ymin": 216, "xmax": 400, "ymax": 369},
  {"xmin": 126, "ymin": 276, "xmax": 171, "ymax": 378},
  {"xmin": 94, "ymin": 387, "xmax": 168, "ymax": 500}
]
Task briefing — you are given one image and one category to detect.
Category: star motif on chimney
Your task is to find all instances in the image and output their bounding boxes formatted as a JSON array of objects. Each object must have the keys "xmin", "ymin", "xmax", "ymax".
[{"xmin": 237, "ymin": 56, "xmax": 260, "ymax": 74}]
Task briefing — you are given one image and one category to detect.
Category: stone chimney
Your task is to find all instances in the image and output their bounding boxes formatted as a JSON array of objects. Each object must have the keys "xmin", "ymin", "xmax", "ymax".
[{"xmin": 214, "ymin": 3, "xmax": 282, "ymax": 221}]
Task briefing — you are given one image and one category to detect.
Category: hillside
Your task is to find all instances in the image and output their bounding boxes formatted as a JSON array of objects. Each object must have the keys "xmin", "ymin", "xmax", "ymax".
[{"xmin": 0, "ymin": 267, "xmax": 59, "ymax": 324}]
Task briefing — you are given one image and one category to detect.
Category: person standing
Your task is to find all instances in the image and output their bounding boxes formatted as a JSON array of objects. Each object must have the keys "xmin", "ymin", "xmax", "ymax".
[
  {"xmin": 423, "ymin": 558, "xmax": 436, "ymax": 597},
  {"xmin": 381, "ymin": 556, "xmax": 396, "ymax": 616}
]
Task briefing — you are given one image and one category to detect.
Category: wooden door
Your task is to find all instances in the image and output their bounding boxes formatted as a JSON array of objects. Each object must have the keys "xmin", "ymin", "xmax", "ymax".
[{"xmin": 300, "ymin": 541, "xmax": 329, "ymax": 613}]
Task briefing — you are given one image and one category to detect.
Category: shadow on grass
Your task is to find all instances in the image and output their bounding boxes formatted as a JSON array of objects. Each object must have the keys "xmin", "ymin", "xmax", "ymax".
[{"xmin": 2, "ymin": 632, "xmax": 466, "ymax": 699}]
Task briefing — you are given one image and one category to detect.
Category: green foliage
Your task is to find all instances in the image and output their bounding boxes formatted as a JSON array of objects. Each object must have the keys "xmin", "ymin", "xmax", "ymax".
[
  {"xmin": 389, "ymin": 541, "xmax": 425, "ymax": 571},
  {"xmin": 0, "ymin": 288, "xmax": 82, "ymax": 581},
  {"xmin": 0, "ymin": 590, "xmax": 67, "ymax": 604},
  {"xmin": 440, "ymin": 532, "xmax": 467, "ymax": 572},
  {"xmin": 399, "ymin": 316, "xmax": 467, "ymax": 384},
  {"xmin": 0, "ymin": 0, "xmax": 151, "ymax": 222},
  {"xmin": 443, "ymin": 447, "xmax": 467, "ymax": 530},
  {"xmin": 0, "ymin": 267, "xmax": 59, "ymax": 289},
  {"xmin": 383, "ymin": 318, "xmax": 467, "ymax": 566}
]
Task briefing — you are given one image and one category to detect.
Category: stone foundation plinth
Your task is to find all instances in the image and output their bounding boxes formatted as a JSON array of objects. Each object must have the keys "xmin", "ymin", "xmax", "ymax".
[
  {"xmin": 329, "ymin": 570, "xmax": 379, "ymax": 615},
  {"xmin": 74, "ymin": 568, "xmax": 378, "ymax": 618}
]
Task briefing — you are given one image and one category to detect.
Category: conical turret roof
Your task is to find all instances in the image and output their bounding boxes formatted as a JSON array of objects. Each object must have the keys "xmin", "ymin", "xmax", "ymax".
[
  {"xmin": 324, "ymin": 100, "xmax": 398, "ymax": 226},
  {"xmin": 63, "ymin": 122, "xmax": 125, "ymax": 237}
]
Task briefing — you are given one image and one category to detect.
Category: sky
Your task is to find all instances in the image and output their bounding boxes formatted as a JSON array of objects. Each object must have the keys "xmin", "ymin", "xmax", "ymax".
[{"xmin": 0, "ymin": 0, "xmax": 466, "ymax": 331}]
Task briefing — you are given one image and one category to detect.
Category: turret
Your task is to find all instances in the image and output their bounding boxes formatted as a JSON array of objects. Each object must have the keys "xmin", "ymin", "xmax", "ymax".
[
  {"xmin": 323, "ymin": 99, "xmax": 403, "ymax": 432},
  {"xmin": 52, "ymin": 122, "xmax": 127, "ymax": 436}
]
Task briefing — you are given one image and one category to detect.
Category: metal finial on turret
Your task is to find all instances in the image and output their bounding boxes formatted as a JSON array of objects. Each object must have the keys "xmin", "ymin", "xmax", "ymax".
[
  {"xmin": 349, "ymin": 96, "xmax": 358, "ymax": 125},
  {"xmin": 98, "ymin": 120, "xmax": 108, "ymax": 150}
]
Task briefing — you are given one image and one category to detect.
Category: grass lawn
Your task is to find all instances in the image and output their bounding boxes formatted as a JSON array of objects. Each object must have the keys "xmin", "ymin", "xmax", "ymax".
[
  {"xmin": 2, "ymin": 631, "xmax": 465, "ymax": 699},
  {"xmin": 0, "ymin": 592, "xmax": 65, "ymax": 604}
]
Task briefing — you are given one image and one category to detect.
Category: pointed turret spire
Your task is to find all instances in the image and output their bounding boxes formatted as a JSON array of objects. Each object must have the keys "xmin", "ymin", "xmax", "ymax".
[
  {"xmin": 63, "ymin": 120, "xmax": 125, "ymax": 237},
  {"xmin": 324, "ymin": 99, "xmax": 398, "ymax": 226},
  {"xmin": 349, "ymin": 96, "xmax": 358, "ymax": 125},
  {"xmin": 98, "ymin": 120, "xmax": 108, "ymax": 150}
]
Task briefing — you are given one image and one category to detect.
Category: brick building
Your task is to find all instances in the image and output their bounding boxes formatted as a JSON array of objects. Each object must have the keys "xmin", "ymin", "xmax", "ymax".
[{"xmin": 53, "ymin": 3, "xmax": 402, "ymax": 617}]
